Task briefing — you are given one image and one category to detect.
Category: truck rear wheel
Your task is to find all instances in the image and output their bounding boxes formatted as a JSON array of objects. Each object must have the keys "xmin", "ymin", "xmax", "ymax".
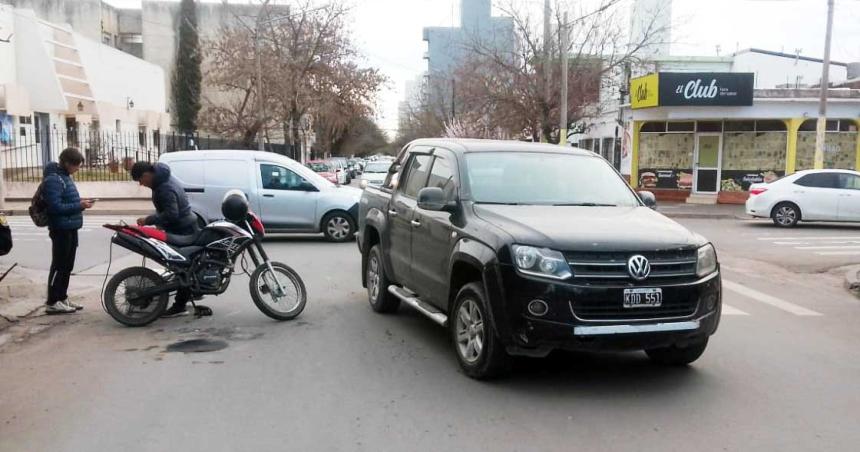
[
  {"xmin": 366, "ymin": 245, "xmax": 400, "ymax": 313},
  {"xmin": 450, "ymin": 282, "xmax": 511, "ymax": 379}
]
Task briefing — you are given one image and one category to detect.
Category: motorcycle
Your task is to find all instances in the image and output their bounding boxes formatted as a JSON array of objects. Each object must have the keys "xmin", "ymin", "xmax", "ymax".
[{"xmin": 101, "ymin": 191, "xmax": 306, "ymax": 327}]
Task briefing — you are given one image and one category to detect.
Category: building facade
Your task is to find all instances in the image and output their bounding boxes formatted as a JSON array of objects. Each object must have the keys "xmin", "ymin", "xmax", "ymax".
[
  {"xmin": 0, "ymin": 4, "xmax": 169, "ymax": 173},
  {"xmin": 624, "ymin": 71, "xmax": 860, "ymax": 204}
]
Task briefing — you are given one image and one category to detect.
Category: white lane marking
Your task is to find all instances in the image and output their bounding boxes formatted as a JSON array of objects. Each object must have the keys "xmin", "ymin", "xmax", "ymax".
[
  {"xmin": 757, "ymin": 236, "xmax": 860, "ymax": 241},
  {"xmin": 795, "ymin": 245, "xmax": 860, "ymax": 250},
  {"xmin": 721, "ymin": 303, "xmax": 749, "ymax": 316},
  {"xmin": 723, "ymin": 280, "xmax": 822, "ymax": 316},
  {"xmin": 816, "ymin": 251, "xmax": 860, "ymax": 256},
  {"xmin": 773, "ymin": 240, "xmax": 860, "ymax": 246}
]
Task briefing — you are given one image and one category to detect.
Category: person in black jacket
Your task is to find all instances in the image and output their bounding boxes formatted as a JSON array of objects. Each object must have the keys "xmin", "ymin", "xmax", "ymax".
[
  {"xmin": 131, "ymin": 161, "xmax": 198, "ymax": 317},
  {"xmin": 44, "ymin": 148, "xmax": 94, "ymax": 315}
]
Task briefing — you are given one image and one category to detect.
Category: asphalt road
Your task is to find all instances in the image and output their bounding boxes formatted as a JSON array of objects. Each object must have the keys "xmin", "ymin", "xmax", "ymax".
[{"xmin": 1, "ymin": 216, "xmax": 859, "ymax": 451}]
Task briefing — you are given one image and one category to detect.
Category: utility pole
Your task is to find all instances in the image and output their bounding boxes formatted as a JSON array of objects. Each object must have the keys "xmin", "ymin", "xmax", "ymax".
[
  {"xmin": 814, "ymin": 0, "xmax": 835, "ymax": 169},
  {"xmin": 559, "ymin": 11, "xmax": 569, "ymax": 146},
  {"xmin": 542, "ymin": 0, "xmax": 551, "ymax": 143},
  {"xmin": 255, "ymin": 19, "xmax": 265, "ymax": 152},
  {"xmin": 451, "ymin": 78, "xmax": 456, "ymax": 122}
]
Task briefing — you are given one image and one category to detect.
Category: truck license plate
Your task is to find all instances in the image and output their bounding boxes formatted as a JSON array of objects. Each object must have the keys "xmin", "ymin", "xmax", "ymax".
[{"xmin": 623, "ymin": 288, "xmax": 662, "ymax": 308}]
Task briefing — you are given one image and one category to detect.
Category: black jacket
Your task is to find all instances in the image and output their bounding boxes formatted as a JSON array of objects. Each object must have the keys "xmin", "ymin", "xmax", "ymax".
[
  {"xmin": 43, "ymin": 162, "xmax": 83, "ymax": 231},
  {"xmin": 144, "ymin": 163, "xmax": 195, "ymax": 233}
]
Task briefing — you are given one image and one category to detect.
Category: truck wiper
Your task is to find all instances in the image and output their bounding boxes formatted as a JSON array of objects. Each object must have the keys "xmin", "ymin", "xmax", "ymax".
[
  {"xmin": 553, "ymin": 203, "xmax": 617, "ymax": 207},
  {"xmin": 476, "ymin": 201, "xmax": 523, "ymax": 205}
]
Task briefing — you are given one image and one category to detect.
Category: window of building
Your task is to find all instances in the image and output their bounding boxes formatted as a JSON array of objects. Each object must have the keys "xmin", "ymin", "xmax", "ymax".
[
  {"xmin": 138, "ymin": 126, "xmax": 147, "ymax": 146},
  {"xmin": 18, "ymin": 116, "xmax": 32, "ymax": 124},
  {"xmin": 724, "ymin": 121, "xmax": 755, "ymax": 132},
  {"xmin": 580, "ymin": 139, "xmax": 593, "ymax": 151},
  {"xmin": 115, "ymin": 119, "xmax": 121, "ymax": 133},
  {"xmin": 401, "ymin": 154, "xmax": 433, "ymax": 198},
  {"xmin": 697, "ymin": 121, "xmax": 723, "ymax": 132},
  {"xmin": 799, "ymin": 119, "xmax": 839, "ymax": 132},
  {"xmin": 666, "ymin": 122, "xmax": 695, "ymax": 132},
  {"xmin": 640, "ymin": 122, "xmax": 666, "ymax": 133},
  {"xmin": 601, "ymin": 137, "xmax": 614, "ymax": 163},
  {"xmin": 755, "ymin": 120, "xmax": 787, "ymax": 132}
]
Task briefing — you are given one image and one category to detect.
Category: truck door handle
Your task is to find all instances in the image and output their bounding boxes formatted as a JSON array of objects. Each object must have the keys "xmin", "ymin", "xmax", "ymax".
[
  {"xmin": 388, "ymin": 209, "xmax": 398, "ymax": 217},
  {"xmin": 263, "ymin": 194, "xmax": 274, "ymax": 198},
  {"xmin": 411, "ymin": 220, "xmax": 421, "ymax": 227}
]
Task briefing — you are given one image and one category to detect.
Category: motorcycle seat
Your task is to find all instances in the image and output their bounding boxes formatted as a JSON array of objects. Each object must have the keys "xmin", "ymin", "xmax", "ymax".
[{"xmin": 165, "ymin": 230, "xmax": 203, "ymax": 247}]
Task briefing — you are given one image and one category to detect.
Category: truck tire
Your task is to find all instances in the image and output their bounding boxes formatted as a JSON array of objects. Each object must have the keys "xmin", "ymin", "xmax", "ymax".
[
  {"xmin": 645, "ymin": 338, "xmax": 709, "ymax": 366},
  {"xmin": 366, "ymin": 245, "xmax": 400, "ymax": 313},
  {"xmin": 450, "ymin": 282, "xmax": 511, "ymax": 379}
]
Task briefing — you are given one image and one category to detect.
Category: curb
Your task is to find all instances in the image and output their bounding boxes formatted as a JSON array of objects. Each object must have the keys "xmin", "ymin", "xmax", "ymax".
[
  {"xmin": 843, "ymin": 265, "xmax": 860, "ymax": 298},
  {"xmin": 660, "ymin": 212, "xmax": 749, "ymax": 220}
]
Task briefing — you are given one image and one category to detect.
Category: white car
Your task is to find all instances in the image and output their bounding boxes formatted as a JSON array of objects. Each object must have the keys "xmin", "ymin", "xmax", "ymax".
[
  {"xmin": 746, "ymin": 169, "xmax": 860, "ymax": 227},
  {"xmin": 359, "ymin": 161, "xmax": 391, "ymax": 187},
  {"xmin": 160, "ymin": 151, "xmax": 363, "ymax": 242}
]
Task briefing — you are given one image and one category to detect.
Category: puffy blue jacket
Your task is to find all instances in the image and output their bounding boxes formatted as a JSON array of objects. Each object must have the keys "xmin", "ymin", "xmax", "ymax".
[
  {"xmin": 43, "ymin": 162, "xmax": 83, "ymax": 231},
  {"xmin": 144, "ymin": 163, "xmax": 195, "ymax": 233}
]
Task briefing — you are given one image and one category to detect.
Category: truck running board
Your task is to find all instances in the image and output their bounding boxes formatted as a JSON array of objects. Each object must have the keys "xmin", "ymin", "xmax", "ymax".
[{"xmin": 387, "ymin": 286, "xmax": 448, "ymax": 327}]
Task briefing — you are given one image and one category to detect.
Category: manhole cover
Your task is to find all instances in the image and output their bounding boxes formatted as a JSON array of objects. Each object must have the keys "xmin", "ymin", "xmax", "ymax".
[{"xmin": 165, "ymin": 339, "xmax": 228, "ymax": 353}]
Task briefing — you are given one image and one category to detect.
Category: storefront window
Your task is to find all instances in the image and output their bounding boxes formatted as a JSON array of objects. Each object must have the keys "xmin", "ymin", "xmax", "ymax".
[
  {"xmin": 755, "ymin": 120, "xmax": 787, "ymax": 132},
  {"xmin": 724, "ymin": 121, "xmax": 755, "ymax": 132},
  {"xmin": 697, "ymin": 121, "xmax": 723, "ymax": 132},
  {"xmin": 640, "ymin": 122, "xmax": 666, "ymax": 133},
  {"xmin": 667, "ymin": 122, "xmax": 695, "ymax": 132}
]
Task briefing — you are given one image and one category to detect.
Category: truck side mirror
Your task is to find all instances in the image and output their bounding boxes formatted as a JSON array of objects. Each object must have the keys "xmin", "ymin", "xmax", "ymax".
[
  {"xmin": 418, "ymin": 187, "xmax": 456, "ymax": 212},
  {"xmin": 638, "ymin": 190, "xmax": 657, "ymax": 210}
]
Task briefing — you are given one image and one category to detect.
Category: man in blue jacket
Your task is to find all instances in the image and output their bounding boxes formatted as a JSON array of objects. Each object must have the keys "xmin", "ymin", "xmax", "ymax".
[
  {"xmin": 131, "ymin": 161, "xmax": 197, "ymax": 317},
  {"xmin": 44, "ymin": 148, "xmax": 93, "ymax": 314}
]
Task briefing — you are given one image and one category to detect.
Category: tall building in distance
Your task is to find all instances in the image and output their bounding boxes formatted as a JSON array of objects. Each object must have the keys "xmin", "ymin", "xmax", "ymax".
[{"xmin": 421, "ymin": 0, "xmax": 514, "ymax": 116}]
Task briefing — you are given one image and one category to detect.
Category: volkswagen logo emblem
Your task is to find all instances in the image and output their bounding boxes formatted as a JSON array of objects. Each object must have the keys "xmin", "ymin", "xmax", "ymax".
[{"xmin": 627, "ymin": 255, "xmax": 651, "ymax": 281}]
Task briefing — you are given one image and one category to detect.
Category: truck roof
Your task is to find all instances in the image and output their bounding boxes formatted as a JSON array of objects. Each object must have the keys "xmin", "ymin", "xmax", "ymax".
[{"xmin": 407, "ymin": 138, "xmax": 594, "ymax": 156}]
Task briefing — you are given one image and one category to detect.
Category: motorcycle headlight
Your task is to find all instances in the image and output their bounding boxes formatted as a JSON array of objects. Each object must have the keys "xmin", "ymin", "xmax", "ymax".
[
  {"xmin": 696, "ymin": 243, "xmax": 718, "ymax": 277},
  {"xmin": 512, "ymin": 245, "xmax": 572, "ymax": 280}
]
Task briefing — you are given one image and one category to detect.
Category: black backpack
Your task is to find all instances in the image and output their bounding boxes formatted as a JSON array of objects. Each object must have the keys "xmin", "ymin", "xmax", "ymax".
[{"xmin": 29, "ymin": 176, "xmax": 65, "ymax": 228}]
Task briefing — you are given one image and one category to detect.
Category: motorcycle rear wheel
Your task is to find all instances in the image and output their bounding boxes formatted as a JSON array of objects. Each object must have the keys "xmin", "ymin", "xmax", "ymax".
[
  {"xmin": 249, "ymin": 262, "xmax": 307, "ymax": 321},
  {"xmin": 103, "ymin": 267, "xmax": 170, "ymax": 327}
]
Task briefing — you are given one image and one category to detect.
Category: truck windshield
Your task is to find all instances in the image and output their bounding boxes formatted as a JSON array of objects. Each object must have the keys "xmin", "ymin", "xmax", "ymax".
[{"xmin": 464, "ymin": 152, "xmax": 640, "ymax": 207}]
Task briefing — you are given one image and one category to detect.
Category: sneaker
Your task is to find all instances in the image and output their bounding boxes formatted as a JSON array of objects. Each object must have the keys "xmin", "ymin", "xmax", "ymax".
[
  {"xmin": 160, "ymin": 303, "xmax": 189, "ymax": 318},
  {"xmin": 64, "ymin": 300, "xmax": 84, "ymax": 311},
  {"xmin": 46, "ymin": 301, "xmax": 76, "ymax": 315}
]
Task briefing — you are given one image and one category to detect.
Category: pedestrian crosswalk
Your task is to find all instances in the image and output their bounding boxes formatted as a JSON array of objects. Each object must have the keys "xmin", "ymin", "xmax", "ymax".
[
  {"xmin": 3, "ymin": 216, "xmax": 133, "ymax": 240},
  {"xmin": 756, "ymin": 234, "xmax": 860, "ymax": 256}
]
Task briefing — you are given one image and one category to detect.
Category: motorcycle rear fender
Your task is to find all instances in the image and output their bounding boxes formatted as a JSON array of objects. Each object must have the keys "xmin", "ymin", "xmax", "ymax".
[{"xmin": 111, "ymin": 232, "xmax": 172, "ymax": 266}]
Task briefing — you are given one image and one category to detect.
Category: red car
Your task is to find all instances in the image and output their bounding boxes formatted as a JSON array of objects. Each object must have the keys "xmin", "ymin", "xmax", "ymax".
[{"xmin": 306, "ymin": 160, "xmax": 339, "ymax": 184}]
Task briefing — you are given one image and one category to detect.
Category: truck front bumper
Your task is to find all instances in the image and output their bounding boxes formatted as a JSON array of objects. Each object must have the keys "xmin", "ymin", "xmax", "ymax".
[{"xmin": 488, "ymin": 265, "xmax": 721, "ymax": 357}]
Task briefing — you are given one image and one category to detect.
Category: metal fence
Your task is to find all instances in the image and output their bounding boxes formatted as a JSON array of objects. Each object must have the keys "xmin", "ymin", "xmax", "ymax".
[{"xmin": 0, "ymin": 130, "xmax": 294, "ymax": 182}]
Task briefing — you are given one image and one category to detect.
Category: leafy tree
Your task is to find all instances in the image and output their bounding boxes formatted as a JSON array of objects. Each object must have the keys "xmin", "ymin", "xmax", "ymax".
[{"xmin": 173, "ymin": 0, "xmax": 202, "ymax": 134}]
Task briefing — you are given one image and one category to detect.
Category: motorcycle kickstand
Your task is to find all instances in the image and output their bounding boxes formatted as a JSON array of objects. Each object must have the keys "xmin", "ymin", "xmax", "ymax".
[{"xmin": 191, "ymin": 300, "xmax": 213, "ymax": 317}]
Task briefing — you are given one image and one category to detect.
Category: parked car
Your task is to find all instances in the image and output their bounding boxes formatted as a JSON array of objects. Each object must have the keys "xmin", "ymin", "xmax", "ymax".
[
  {"xmin": 747, "ymin": 169, "xmax": 860, "ymax": 227},
  {"xmin": 160, "ymin": 150, "xmax": 362, "ymax": 242},
  {"xmin": 359, "ymin": 161, "xmax": 391, "ymax": 188},
  {"xmin": 357, "ymin": 139, "xmax": 721, "ymax": 379},
  {"xmin": 306, "ymin": 160, "xmax": 339, "ymax": 184},
  {"xmin": 328, "ymin": 159, "xmax": 351, "ymax": 185}
]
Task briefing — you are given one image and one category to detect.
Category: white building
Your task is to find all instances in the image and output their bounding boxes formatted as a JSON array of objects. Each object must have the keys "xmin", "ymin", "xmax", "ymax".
[{"xmin": 0, "ymin": 4, "xmax": 169, "ymax": 171}]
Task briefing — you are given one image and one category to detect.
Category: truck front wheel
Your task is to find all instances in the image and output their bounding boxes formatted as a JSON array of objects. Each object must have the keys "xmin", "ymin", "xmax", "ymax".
[
  {"xmin": 450, "ymin": 282, "xmax": 511, "ymax": 379},
  {"xmin": 366, "ymin": 245, "xmax": 400, "ymax": 313}
]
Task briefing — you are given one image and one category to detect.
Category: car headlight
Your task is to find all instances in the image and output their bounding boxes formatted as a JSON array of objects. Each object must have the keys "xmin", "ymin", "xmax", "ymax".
[
  {"xmin": 512, "ymin": 245, "xmax": 572, "ymax": 280},
  {"xmin": 696, "ymin": 243, "xmax": 718, "ymax": 277}
]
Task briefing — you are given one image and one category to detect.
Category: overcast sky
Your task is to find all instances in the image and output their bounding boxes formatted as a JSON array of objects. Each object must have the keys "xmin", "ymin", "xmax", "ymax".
[{"xmin": 105, "ymin": 0, "xmax": 860, "ymax": 137}]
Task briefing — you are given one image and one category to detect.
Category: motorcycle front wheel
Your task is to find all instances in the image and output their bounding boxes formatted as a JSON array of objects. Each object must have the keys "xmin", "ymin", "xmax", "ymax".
[
  {"xmin": 249, "ymin": 262, "xmax": 307, "ymax": 321},
  {"xmin": 103, "ymin": 267, "xmax": 170, "ymax": 327}
]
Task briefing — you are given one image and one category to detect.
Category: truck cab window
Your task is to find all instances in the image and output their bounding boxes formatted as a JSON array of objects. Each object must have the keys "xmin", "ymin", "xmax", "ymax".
[
  {"xmin": 427, "ymin": 155, "xmax": 455, "ymax": 198},
  {"xmin": 401, "ymin": 155, "xmax": 433, "ymax": 198}
]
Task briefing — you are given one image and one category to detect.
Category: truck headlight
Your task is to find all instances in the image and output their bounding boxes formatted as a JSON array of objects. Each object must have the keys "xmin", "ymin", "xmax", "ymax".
[
  {"xmin": 696, "ymin": 243, "xmax": 718, "ymax": 277},
  {"xmin": 512, "ymin": 245, "xmax": 572, "ymax": 280}
]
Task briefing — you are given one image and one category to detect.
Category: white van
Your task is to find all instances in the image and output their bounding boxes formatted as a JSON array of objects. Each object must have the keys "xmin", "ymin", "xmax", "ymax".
[{"xmin": 159, "ymin": 150, "xmax": 362, "ymax": 242}]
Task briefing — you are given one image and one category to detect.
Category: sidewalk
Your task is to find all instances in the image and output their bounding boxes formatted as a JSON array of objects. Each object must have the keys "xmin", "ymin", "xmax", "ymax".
[
  {"xmin": 657, "ymin": 202, "xmax": 749, "ymax": 220},
  {"xmin": 1, "ymin": 199, "xmax": 153, "ymax": 217}
]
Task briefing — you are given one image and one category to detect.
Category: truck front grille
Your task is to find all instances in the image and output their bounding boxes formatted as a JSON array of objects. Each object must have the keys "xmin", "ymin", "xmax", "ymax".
[
  {"xmin": 566, "ymin": 249, "xmax": 698, "ymax": 283},
  {"xmin": 570, "ymin": 294, "xmax": 699, "ymax": 321}
]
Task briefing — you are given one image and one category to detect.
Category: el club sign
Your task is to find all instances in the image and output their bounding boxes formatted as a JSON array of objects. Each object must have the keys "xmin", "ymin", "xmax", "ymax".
[{"xmin": 631, "ymin": 72, "xmax": 754, "ymax": 109}]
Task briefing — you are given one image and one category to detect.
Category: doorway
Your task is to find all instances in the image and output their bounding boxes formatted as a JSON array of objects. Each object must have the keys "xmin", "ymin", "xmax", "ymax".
[{"xmin": 693, "ymin": 133, "xmax": 722, "ymax": 194}]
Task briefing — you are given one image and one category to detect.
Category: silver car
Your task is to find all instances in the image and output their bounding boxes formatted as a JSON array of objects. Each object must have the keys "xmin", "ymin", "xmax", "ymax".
[{"xmin": 159, "ymin": 150, "xmax": 362, "ymax": 242}]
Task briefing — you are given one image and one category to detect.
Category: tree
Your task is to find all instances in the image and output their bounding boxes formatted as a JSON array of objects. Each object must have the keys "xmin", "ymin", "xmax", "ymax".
[
  {"xmin": 200, "ymin": 1, "xmax": 385, "ymax": 158},
  {"xmin": 173, "ymin": 0, "xmax": 202, "ymax": 134},
  {"xmin": 400, "ymin": 0, "xmax": 668, "ymax": 143},
  {"xmin": 326, "ymin": 116, "xmax": 389, "ymax": 157}
]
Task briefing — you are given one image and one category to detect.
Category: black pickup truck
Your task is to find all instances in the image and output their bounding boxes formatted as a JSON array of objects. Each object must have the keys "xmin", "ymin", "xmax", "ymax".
[{"xmin": 357, "ymin": 139, "xmax": 721, "ymax": 379}]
